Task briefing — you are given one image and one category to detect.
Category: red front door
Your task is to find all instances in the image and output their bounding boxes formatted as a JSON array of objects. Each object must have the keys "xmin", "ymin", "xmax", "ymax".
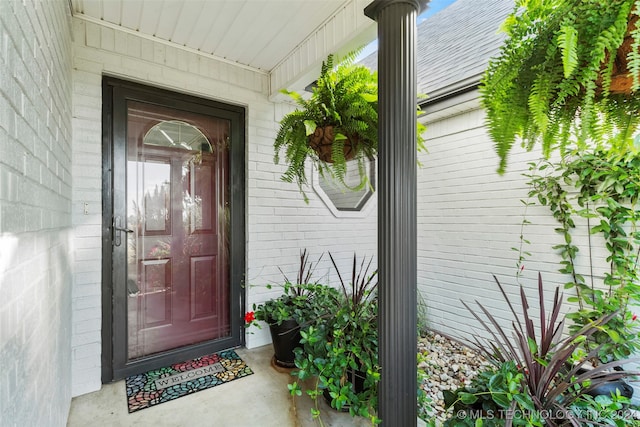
[
  {"xmin": 103, "ymin": 78, "xmax": 245, "ymax": 382},
  {"xmin": 125, "ymin": 101, "xmax": 230, "ymax": 359}
]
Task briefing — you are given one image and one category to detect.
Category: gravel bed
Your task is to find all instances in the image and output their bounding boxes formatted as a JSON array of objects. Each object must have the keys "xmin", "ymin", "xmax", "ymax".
[
  {"xmin": 418, "ymin": 331, "xmax": 491, "ymax": 423},
  {"xmin": 417, "ymin": 331, "xmax": 640, "ymax": 425}
]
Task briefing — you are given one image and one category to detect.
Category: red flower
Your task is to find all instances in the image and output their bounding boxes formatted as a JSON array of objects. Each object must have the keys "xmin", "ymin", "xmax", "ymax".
[
  {"xmin": 245, "ymin": 311, "xmax": 255, "ymax": 323},
  {"xmin": 633, "ymin": 314, "xmax": 637, "ymax": 321}
]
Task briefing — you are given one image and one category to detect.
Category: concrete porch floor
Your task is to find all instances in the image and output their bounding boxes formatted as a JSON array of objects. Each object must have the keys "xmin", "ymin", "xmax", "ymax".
[{"xmin": 66, "ymin": 344, "xmax": 382, "ymax": 427}]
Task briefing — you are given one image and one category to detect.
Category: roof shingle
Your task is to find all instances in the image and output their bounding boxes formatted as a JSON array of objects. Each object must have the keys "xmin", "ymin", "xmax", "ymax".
[{"xmin": 359, "ymin": 0, "xmax": 514, "ymax": 99}]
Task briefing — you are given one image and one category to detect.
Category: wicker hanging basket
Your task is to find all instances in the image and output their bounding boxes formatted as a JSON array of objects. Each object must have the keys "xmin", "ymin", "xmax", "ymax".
[{"xmin": 308, "ymin": 125, "xmax": 359, "ymax": 163}]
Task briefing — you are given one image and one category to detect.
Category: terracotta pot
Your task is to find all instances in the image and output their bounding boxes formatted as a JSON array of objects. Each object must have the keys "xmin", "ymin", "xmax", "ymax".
[{"xmin": 307, "ymin": 125, "xmax": 359, "ymax": 163}]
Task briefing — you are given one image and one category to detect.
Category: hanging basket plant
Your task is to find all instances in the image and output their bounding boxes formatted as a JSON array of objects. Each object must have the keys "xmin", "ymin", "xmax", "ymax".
[
  {"xmin": 481, "ymin": 0, "xmax": 640, "ymax": 174},
  {"xmin": 274, "ymin": 50, "xmax": 426, "ymax": 202},
  {"xmin": 307, "ymin": 125, "xmax": 359, "ymax": 163},
  {"xmin": 273, "ymin": 51, "xmax": 378, "ymax": 201}
]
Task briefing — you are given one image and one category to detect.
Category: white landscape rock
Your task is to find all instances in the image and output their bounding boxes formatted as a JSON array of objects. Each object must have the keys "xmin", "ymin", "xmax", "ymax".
[{"xmin": 418, "ymin": 331, "xmax": 491, "ymax": 423}]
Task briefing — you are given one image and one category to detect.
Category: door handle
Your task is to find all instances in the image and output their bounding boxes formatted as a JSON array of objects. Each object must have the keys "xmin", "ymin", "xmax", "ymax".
[{"xmin": 113, "ymin": 216, "xmax": 134, "ymax": 246}]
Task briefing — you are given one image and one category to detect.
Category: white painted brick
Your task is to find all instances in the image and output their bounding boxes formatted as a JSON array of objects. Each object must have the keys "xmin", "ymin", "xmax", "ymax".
[
  {"xmin": 416, "ymin": 106, "xmax": 601, "ymax": 341},
  {"xmin": 69, "ymin": 14, "xmax": 377, "ymax": 384},
  {"xmin": 73, "ymin": 224, "xmax": 101, "ymax": 238},
  {"xmin": 71, "ymin": 353, "xmax": 101, "ymax": 371},
  {"xmin": 72, "ymin": 317, "xmax": 101, "ymax": 334},
  {"xmin": 71, "ymin": 373, "xmax": 101, "ymax": 397},
  {"xmin": 1, "ymin": 6, "xmax": 72, "ymax": 417},
  {"xmin": 73, "ymin": 272, "xmax": 101, "ymax": 287},
  {"xmin": 97, "ymin": 26, "xmax": 113, "ymax": 52},
  {"xmin": 72, "ymin": 259, "xmax": 101, "ymax": 274},
  {"xmin": 73, "ymin": 342, "xmax": 101, "ymax": 360}
]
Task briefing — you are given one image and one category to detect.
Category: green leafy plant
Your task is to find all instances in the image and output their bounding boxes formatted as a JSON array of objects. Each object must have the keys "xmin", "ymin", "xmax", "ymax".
[
  {"xmin": 570, "ymin": 391, "xmax": 633, "ymax": 426},
  {"xmin": 246, "ymin": 249, "xmax": 341, "ymax": 332},
  {"xmin": 443, "ymin": 361, "xmax": 527, "ymax": 427},
  {"xmin": 522, "ymin": 148, "xmax": 640, "ymax": 362},
  {"xmin": 481, "ymin": 0, "xmax": 640, "ymax": 173},
  {"xmin": 246, "ymin": 249, "xmax": 343, "ymax": 368},
  {"xmin": 246, "ymin": 249, "xmax": 327, "ymax": 327},
  {"xmin": 274, "ymin": 50, "xmax": 427, "ymax": 202},
  {"xmin": 417, "ymin": 353, "xmax": 436, "ymax": 423},
  {"xmin": 290, "ymin": 253, "xmax": 380, "ymax": 424},
  {"xmin": 446, "ymin": 274, "xmax": 636, "ymax": 426}
]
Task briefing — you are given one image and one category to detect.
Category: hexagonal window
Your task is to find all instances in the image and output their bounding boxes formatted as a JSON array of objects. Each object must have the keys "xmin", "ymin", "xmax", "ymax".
[{"xmin": 313, "ymin": 157, "xmax": 376, "ymax": 217}]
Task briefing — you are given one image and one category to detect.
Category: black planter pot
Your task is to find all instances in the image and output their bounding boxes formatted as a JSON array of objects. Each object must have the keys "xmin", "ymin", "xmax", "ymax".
[
  {"xmin": 576, "ymin": 368, "xmax": 634, "ymax": 399},
  {"xmin": 322, "ymin": 369, "xmax": 366, "ymax": 412},
  {"xmin": 586, "ymin": 379, "xmax": 634, "ymax": 399},
  {"xmin": 268, "ymin": 318, "xmax": 301, "ymax": 368}
]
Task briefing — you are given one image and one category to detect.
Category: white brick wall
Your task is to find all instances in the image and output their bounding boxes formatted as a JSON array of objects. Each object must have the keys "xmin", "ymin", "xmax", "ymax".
[
  {"xmin": 0, "ymin": 0, "xmax": 73, "ymax": 426},
  {"xmin": 71, "ymin": 17, "xmax": 377, "ymax": 394},
  {"xmin": 3, "ymin": 2, "xmax": 615, "ymax": 415},
  {"xmin": 5, "ymin": 0, "xmax": 619, "ymax": 420},
  {"xmin": 416, "ymin": 95, "xmax": 606, "ymax": 342}
]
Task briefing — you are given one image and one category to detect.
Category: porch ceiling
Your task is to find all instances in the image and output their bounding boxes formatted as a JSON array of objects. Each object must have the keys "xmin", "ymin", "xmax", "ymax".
[{"xmin": 69, "ymin": 0, "xmax": 377, "ymax": 96}]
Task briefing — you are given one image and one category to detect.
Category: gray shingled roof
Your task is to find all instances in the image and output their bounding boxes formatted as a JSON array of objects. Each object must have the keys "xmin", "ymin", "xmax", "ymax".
[{"xmin": 359, "ymin": 0, "xmax": 514, "ymax": 101}]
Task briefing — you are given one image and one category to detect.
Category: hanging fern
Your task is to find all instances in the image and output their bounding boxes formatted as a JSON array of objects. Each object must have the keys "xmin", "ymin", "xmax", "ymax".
[
  {"xmin": 273, "ymin": 50, "xmax": 378, "ymax": 201},
  {"xmin": 481, "ymin": 0, "xmax": 640, "ymax": 174},
  {"xmin": 274, "ymin": 50, "xmax": 426, "ymax": 202}
]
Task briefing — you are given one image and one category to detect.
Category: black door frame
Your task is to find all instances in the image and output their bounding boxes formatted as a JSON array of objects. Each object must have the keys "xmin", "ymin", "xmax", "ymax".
[{"xmin": 101, "ymin": 77, "xmax": 246, "ymax": 382}]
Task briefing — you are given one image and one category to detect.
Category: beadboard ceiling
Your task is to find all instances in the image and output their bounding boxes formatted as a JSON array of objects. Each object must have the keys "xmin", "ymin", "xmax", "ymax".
[{"xmin": 69, "ymin": 0, "xmax": 359, "ymax": 72}]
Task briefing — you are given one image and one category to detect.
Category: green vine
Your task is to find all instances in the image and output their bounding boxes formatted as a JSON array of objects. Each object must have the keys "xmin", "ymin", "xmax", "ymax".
[{"xmin": 523, "ymin": 148, "xmax": 640, "ymax": 362}]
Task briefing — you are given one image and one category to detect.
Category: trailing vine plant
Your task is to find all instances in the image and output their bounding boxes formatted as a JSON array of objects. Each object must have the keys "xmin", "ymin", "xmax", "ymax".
[
  {"xmin": 481, "ymin": 0, "xmax": 640, "ymax": 174},
  {"xmin": 522, "ymin": 148, "xmax": 640, "ymax": 362}
]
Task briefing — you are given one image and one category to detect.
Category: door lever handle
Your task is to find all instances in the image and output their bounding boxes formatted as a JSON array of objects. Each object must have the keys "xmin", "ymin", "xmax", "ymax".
[{"xmin": 113, "ymin": 216, "xmax": 134, "ymax": 246}]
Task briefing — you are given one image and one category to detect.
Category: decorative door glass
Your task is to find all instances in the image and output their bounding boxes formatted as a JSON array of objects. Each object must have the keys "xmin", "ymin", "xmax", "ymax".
[{"xmin": 125, "ymin": 102, "xmax": 230, "ymax": 360}]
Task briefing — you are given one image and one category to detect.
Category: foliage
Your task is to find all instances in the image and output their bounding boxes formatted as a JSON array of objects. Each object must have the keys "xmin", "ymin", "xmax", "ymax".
[
  {"xmin": 481, "ymin": 0, "xmax": 640, "ymax": 174},
  {"xmin": 274, "ymin": 50, "xmax": 377, "ymax": 201},
  {"xmin": 569, "ymin": 391, "xmax": 633, "ymax": 426},
  {"xmin": 443, "ymin": 362, "xmax": 526, "ymax": 427},
  {"xmin": 290, "ymin": 253, "xmax": 380, "ymax": 423},
  {"xmin": 274, "ymin": 49, "xmax": 427, "ymax": 202},
  {"xmin": 417, "ymin": 352, "xmax": 436, "ymax": 423},
  {"xmin": 523, "ymin": 148, "xmax": 640, "ymax": 362},
  {"xmin": 445, "ymin": 274, "xmax": 635, "ymax": 426},
  {"xmin": 246, "ymin": 249, "xmax": 333, "ymax": 327},
  {"xmin": 444, "ymin": 365, "xmax": 634, "ymax": 426}
]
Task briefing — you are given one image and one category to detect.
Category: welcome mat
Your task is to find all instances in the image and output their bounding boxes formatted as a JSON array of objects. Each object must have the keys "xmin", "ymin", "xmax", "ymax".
[{"xmin": 125, "ymin": 349, "xmax": 253, "ymax": 413}]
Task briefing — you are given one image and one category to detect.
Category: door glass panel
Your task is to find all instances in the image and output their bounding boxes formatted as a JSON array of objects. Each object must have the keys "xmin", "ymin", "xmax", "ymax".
[{"xmin": 125, "ymin": 101, "xmax": 230, "ymax": 360}]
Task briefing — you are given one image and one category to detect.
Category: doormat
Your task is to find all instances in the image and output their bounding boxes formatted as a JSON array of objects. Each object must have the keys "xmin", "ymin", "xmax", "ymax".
[{"xmin": 125, "ymin": 349, "xmax": 253, "ymax": 413}]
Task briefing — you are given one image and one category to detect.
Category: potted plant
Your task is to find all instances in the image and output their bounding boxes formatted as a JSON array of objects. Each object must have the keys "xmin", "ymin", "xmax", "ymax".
[
  {"xmin": 480, "ymin": 0, "xmax": 640, "ymax": 174},
  {"xmin": 274, "ymin": 50, "xmax": 426, "ymax": 202},
  {"xmin": 245, "ymin": 250, "xmax": 342, "ymax": 368},
  {"xmin": 246, "ymin": 249, "xmax": 333, "ymax": 368},
  {"xmin": 290, "ymin": 253, "xmax": 379, "ymax": 423}
]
